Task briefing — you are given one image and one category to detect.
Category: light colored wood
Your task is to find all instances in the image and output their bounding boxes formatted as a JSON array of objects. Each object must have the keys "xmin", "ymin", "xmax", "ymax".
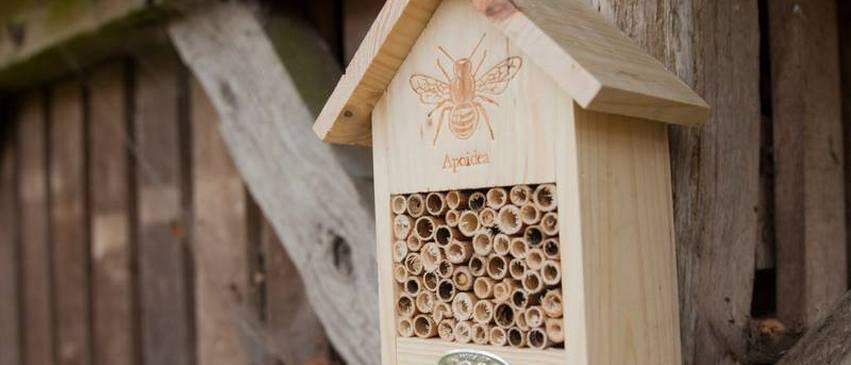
[
  {"xmin": 396, "ymin": 337, "xmax": 565, "ymax": 365},
  {"xmin": 89, "ymin": 63, "xmax": 135, "ymax": 365},
  {"xmin": 190, "ymin": 78, "xmax": 249, "ymax": 365},
  {"xmin": 0, "ymin": 119, "xmax": 20, "ymax": 365},
  {"xmin": 380, "ymin": 0, "xmax": 563, "ymax": 194},
  {"xmin": 49, "ymin": 79, "xmax": 91, "ymax": 365},
  {"xmin": 314, "ymin": 0, "xmax": 709, "ymax": 146},
  {"xmin": 770, "ymin": 0, "xmax": 847, "ymax": 330},
  {"xmin": 169, "ymin": 4, "xmax": 380, "ymax": 364},
  {"xmin": 776, "ymin": 291, "xmax": 851, "ymax": 365},
  {"xmin": 17, "ymin": 91, "xmax": 53, "ymax": 365}
]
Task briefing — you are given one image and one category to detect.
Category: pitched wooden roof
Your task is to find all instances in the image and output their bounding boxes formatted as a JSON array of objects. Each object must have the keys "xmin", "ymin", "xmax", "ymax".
[{"xmin": 314, "ymin": 0, "xmax": 710, "ymax": 146}]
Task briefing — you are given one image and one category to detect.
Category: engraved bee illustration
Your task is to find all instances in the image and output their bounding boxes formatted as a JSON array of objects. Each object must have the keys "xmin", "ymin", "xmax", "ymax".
[{"xmin": 410, "ymin": 34, "xmax": 523, "ymax": 146}]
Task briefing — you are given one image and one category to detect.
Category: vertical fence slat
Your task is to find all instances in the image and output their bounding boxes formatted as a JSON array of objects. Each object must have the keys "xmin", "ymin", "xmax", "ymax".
[
  {"xmin": 18, "ymin": 91, "xmax": 54, "ymax": 365},
  {"xmin": 770, "ymin": 0, "xmax": 847, "ymax": 330},
  {"xmin": 0, "ymin": 116, "xmax": 21, "ymax": 365},
  {"xmin": 839, "ymin": 0, "xmax": 851, "ymax": 290},
  {"xmin": 134, "ymin": 50, "xmax": 193, "ymax": 365},
  {"xmin": 90, "ymin": 62, "xmax": 135, "ymax": 365},
  {"xmin": 190, "ymin": 78, "xmax": 249, "ymax": 365}
]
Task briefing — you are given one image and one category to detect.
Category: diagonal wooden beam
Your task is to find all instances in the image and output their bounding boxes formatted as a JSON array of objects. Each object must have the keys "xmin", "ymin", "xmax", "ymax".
[
  {"xmin": 776, "ymin": 291, "xmax": 851, "ymax": 365},
  {"xmin": 168, "ymin": 3, "xmax": 379, "ymax": 365}
]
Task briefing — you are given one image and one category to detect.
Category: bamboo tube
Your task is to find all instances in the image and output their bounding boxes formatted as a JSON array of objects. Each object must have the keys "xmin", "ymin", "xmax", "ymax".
[
  {"xmin": 527, "ymin": 328, "xmax": 551, "ymax": 349},
  {"xmin": 452, "ymin": 292, "xmax": 479, "ymax": 321},
  {"xmin": 540, "ymin": 212, "xmax": 559, "ymax": 235},
  {"xmin": 494, "ymin": 302, "xmax": 515, "ymax": 328},
  {"xmin": 472, "ymin": 299, "xmax": 494, "ymax": 323},
  {"xmin": 404, "ymin": 277, "xmax": 423, "ymax": 296},
  {"xmin": 493, "ymin": 233, "xmax": 511, "ymax": 256},
  {"xmin": 404, "ymin": 253, "xmax": 424, "ymax": 276},
  {"xmin": 486, "ymin": 254, "xmax": 508, "ymax": 280},
  {"xmin": 542, "ymin": 290, "xmax": 563, "ymax": 318},
  {"xmin": 511, "ymin": 288, "xmax": 529, "ymax": 308},
  {"xmin": 541, "ymin": 260, "xmax": 562, "ymax": 286},
  {"xmin": 545, "ymin": 318, "xmax": 564, "ymax": 343},
  {"xmin": 507, "ymin": 328, "xmax": 527, "ymax": 348},
  {"xmin": 486, "ymin": 187, "xmax": 508, "ymax": 209},
  {"xmin": 391, "ymin": 195, "xmax": 408, "ymax": 215},
  {"xmin": 514, "ymin": 308, "xmax": 529, "ymax": 331},
  {"xmin": 433, "ymin": 302, "xmax": 452, "ymax": 322},
  {"xmin": 434, "ymin": 225, "xmax": 460, "ymax": 247},
  {"xmin": 472, "ymin": 231, "xmax": 492, "ymax": 256},
  {"xmin": 423, "ymin": 271, "xmax": 439, "ymax": 292},
  {"xmin": 478, "ymin": 207, "xmax": 498, "ymax": 228},
  {"xmin": 420, "ymin": 242, "xmax": 443, "ymax": 273},
  {"xmin": 397, "ymin": 317, "xmax": 415, "ymax": 337},
  {"xmin": 469, "ymin": 255, "xmax": 487, "ymax": 276},
  {"xmin": 458, "ymin": 211, "xmax": 481, "ymax": 237},
  {"xmin": 445, "ymin": 209, "xmax": 460, "ymax": 227},
  {"xmin": 438, "ymin": 319, "xmax": 456, "ymax": 341},
  {"xmin": 543, "ymin": 238, "xmax": 560, "ymax": 259},
  {"xmin": 406, "ymin": 235, "xmax": 422, "ymax": 252},
  {"xmin": 472, "ymin": 323, "xmax": 491, "ymax": 345},
  {"xmin": 407, "ymin": 193, "xmax": 426, "ymax": 217},
  {"xmin": 413, "ymin": 314, "xmax": 438, "ymax": 338},
  {"xmin": 497, "ymin": 205, "xmax": 523, "ymax": 235},
  {"xmin": 473, "ymin": 277, "xmax": 495, "ymax": 299},
  {"xmin": 509, "ymin": 237, "xmax": 528, "ymax": 259},
  {"xmin": 509, "ymin": 185, "xmax": 532, "ymax": 206},
  {"xmin": 425, "ymin": 192, "xmax": 448, "ymax": 216},
  {"xmin": 523, "ymin": 271, "xmax": 544, "ymax": 294},
  {"xmin": 452, "ymin": 266, "xmax": 474, "ymax": 291},
  {"xmin": 454, "ymin": 320, "xmax": 473, "ymax": 343},
  {"xmin": 509, "ymin": 258, "xmax": 528, "ymax": 280},
  {"xmin": 416, "ymin": 291, "xmax": 436, "ymax": 314},
  {"xmin": 490, "ymin": 326, "xmax": 508, "ymax": 347},
  {"xmin": 468, "ymin": 191, "xmax": 487, "ymax": 211},
  {"xmin": 437, "ymin": 279, "xmax": 456, "ymax": 302},
  {"xmin": 393, "ymin": 264, "xmax": 409, "ymax": 284},
  {"xmin": 519, "ymin": 204, "xmax": 541, "ymax": 225},
  {"xmin": 446, "ymin": 240, "xmax": 473, "ymax": 264},
  {"xmin": 524, "ymin": 306, "xmax": 545, "ymax": 328},
  {"xmin": 414, "ymin": 216, "xmax": 442, "ymax": 241},
  {"xmin": 493, "ymin": 280, "xmax": 519, "ymax": 303},
  {"xmin": 393, "ymin": 214, "xmax": 412, "ymax": 240},
  {"xmin": 393, "ymin": 240, "xmax": 408, "ymax": 263},
  {"xmin": 396, "ymin": 295, "xmax": 416, "ymax": 317},
  {"xmin": 532, "ymin": 184, "xmax": 557, "ymax": 212},
  {"xmin": 445, "ymin": 190, "xmax": 467, "ymax": 210},
  {"xmin": 524, "ymin": 226, "xmax": 545, "ymax": 248},
  {"xmin": 526, "ymin": 248, "xmax": 546, "ymax": 271},
  {"xmin": 436, "ymin": 260, "xmax": 454, "ymax": 279}
]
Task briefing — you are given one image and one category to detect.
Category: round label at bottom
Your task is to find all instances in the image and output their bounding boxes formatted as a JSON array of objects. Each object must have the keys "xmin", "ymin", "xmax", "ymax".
[{"xmin": 437, "ymin": 349, "xmax": 509, "ymax": 365}]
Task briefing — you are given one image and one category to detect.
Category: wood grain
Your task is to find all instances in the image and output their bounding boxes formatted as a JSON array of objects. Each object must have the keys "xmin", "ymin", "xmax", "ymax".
[
  {"xmin": 770, "ymin": 0, "xmax": 847, "ymax": 330},
  {"xmin": 134, "ymin": 50, "xmax": 193, "ymax": 365},
  {"xmin": 89, "ymin": 62, "xmax": 135, "ymax": 365},
  {"xmin": 0, "ymin": 120, "xmax": 20, "ymax": 365},
  {"xmin": 190, "ymin": 78, "xmax": 249, "ymax": 365},
  {"xmin": 841, "ymin": 0, "xmax": 851, "ymax": 289},
  {"xmin": 776, "ymin": 291, "xmax": 851, "ymax": 365},
  {"xmin": 17, "ymin": 91, "xmax": 54, "ymax": 365},
  {"xmin": 169, "ymin": 5, "xmax": 380, "ymax": 364}
]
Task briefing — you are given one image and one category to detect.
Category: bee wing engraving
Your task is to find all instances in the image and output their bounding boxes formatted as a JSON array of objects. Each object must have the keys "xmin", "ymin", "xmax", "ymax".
[
  {"xmin": 476, "ymin": 56, "xmax": 523, "ymax": 96},
  {"xmin": 409, "ymin": 74, "xmax": 451, "ymax": 104}
]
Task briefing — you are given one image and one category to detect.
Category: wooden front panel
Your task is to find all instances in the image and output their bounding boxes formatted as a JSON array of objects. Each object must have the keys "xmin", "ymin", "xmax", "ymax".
[{"xmin": 377, "ymin": 0, "xmax": 568, "ymax": 195}]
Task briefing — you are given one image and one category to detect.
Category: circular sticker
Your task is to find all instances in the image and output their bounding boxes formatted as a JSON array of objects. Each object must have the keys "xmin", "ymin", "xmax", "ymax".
[{"xmin": 437, "ymin": 349, "xmax": 510, "ymax": 365}]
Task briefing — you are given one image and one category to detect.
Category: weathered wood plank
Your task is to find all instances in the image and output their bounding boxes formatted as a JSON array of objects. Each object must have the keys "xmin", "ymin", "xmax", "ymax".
[
  {"xmin": 89, "ymin": 62, "xmax": 135, "ymax": 365},
  {"xmin": 770, "ymin": 0, "xmax": 847, "ymax": 330},
  {"xmin": 776, "ymin": 291, "xmax": 851, "ymax": 365},
  {"xmin": 842, "ymin": 0, "xmax": 851, "ymax": 289},
  {"xmin": 49, "ymin": 79, "xmax": 91, "ymax": 365},
  {"xmin": 190, "ymin": 77, "xmax": 249, "ymax": 365},
  {"xmin": 169, "ymin": 5, "xmax": 379, "ymax": 364},
  {"xmin": 0, "ymin": 120, "xmax": 21, "ymax": 365},
  {"xmin": 134, "ymin": 50, "xmax": 193, "ymax": 365},
  {"xmin": 583, "ymin": 0, "xmax": 761, "ymax": 363},
  {"xmin": 17, "ymin": 91, "xmax": 54, "ymax": 365}
]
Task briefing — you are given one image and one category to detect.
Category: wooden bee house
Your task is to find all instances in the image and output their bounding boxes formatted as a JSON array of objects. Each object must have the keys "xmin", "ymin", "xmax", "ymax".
[{"xmin": 313, "ymin": 0, "xmax": 709, "ymax": 364}]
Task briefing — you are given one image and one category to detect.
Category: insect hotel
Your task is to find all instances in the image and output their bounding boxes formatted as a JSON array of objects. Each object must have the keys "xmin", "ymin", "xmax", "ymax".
[{"xmin": 313, "ymin": 0, "xmax": 709, "ymax": 364}]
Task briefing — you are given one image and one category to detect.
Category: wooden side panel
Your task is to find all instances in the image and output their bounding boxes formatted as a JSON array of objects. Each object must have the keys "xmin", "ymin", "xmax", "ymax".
[
  {"xmin": 134, "ymin": 51, "xmax": 193, "ymax": 365},
  {"xmin": 190, "ymin": 79, "xmax": 248, "ymax": 365},
  {"xmin": 571, "ymin": 106, "xmax": 681, "ymax": 365},
  {"xmin": 0, "ymin": 121, "xmax": 20, "ymax": 365},
  {"xmin": 89, "ymin": 63, "xmax": 135, "ymax": 365},
  {"xmin": 770, "ymin": 0, "xmax": 847, "ymax": 329},
  {"xmin": 49, "ymin": 80, "xmax": 91, "ymax": 365},
  {"xmin": 17, "ymin": 92, "xmax": 54, "ymax": 365}
]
